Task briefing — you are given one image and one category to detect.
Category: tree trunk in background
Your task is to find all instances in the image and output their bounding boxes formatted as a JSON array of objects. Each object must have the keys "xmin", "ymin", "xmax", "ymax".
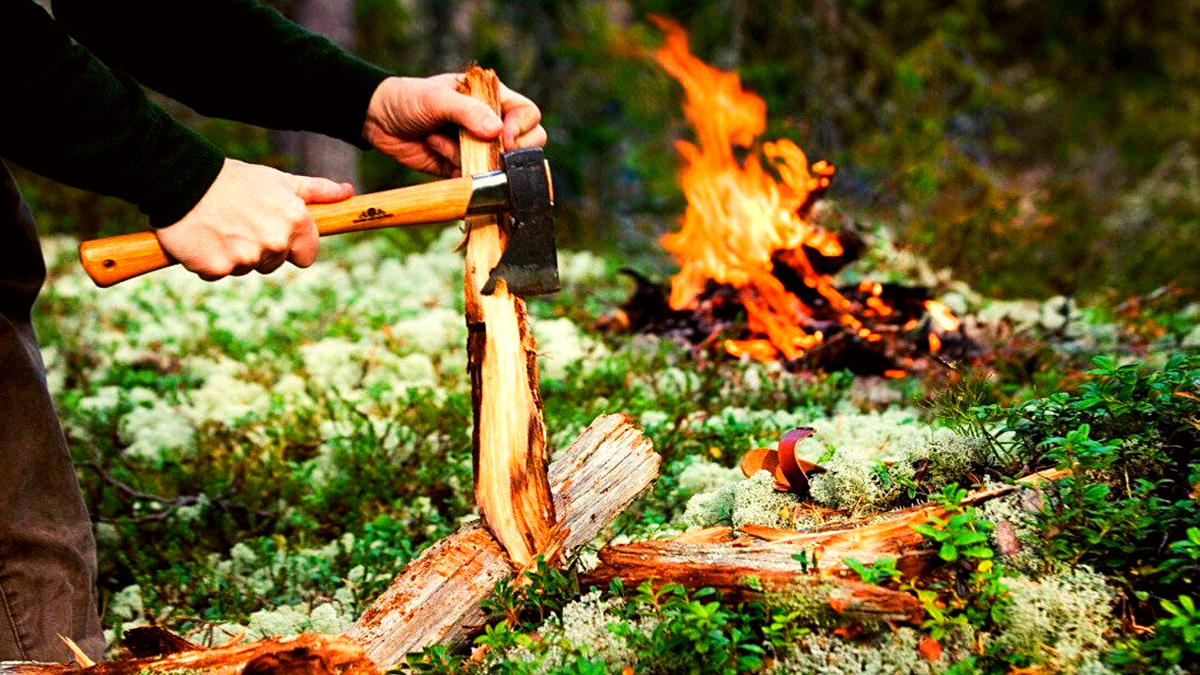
[
  {"xmin": 275, "ymin": 0, "xmax": 360, "ymax": 186},
  {"xmin": 424, "ymin": 0, "xmax": 477, "ymax": 72}
]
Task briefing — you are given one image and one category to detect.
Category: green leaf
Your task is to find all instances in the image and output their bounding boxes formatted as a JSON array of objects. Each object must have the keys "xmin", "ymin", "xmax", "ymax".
[
  {"xmin": 912, "ymin": 523, "xmax": 944, "ymax": 540},
  {"xmin": 952, "ymin": 531, "xmax": 989, "ymax": 546},
  {"xmin": 1179, "ymin": 595, "xmax": 1196, "ymax": 614},
  {"xmin": 940, "ymin": 541, "xmax": 959, "ymax": 562},
  {"xmin": 964, "ymin": 546, "xmax": 994, "ymax": 559}
]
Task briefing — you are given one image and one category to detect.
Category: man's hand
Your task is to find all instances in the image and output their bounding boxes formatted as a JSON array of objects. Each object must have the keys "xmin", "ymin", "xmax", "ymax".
[
  {"xmin": 362, "ymin": 74, "xmax": 547, "ymax": 177},
  {"xmin": 155, "ymin": 159, "xmax": 353, "ymax": 281}
]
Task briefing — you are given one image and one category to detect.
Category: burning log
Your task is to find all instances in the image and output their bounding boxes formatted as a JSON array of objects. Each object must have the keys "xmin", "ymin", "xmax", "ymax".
[
  {"xmin": 583, "ymin": 469, "xmax": 1068, "ymax": 622},
  {"xmin": 345, "ymin": 414, "xmax": 659, "ymax": 668},
  {"xmin": 458, "ymin": 66, "xmax": 557, "ymax": 567},
  {"xmin": 0, "ymin": 634, "xmax": 379, "ymax": 675}
]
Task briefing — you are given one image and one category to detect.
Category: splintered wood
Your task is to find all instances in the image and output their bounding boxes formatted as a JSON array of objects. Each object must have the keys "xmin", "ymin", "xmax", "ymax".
[
  {"xmin": 458, "ymin": 66, "xmax": 557, "ymax": 567},
  {"xmin": 0, "ymin": 635, "xmax": 379, "ymax": 675},
  {"xmin": 346, "ymin": 414, "xmax": 659, "ymax": 668}
]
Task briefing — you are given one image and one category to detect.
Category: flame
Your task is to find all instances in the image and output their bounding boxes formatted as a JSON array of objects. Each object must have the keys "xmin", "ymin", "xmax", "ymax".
[
  {"xmin": 653, "ymin": 18, "xmax": 854, "ymax": 361},
  {"xmin": 924, "ymin": 300, "xmax": 962, "ymax": 332},
  {"xmin": 653, "ymin": 19, "xmax": 960, "ymax": 367}
]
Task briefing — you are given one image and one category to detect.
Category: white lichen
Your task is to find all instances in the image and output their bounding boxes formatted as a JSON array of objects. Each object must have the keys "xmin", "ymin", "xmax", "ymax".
[
  {"xmin": 989, "ymin": 565, "xmax": 1117, "ymax": 672},
  {"xmin": 733, "ymin": 470, "xmax": 800, "ymax": 531},
  {"xmin": 772, "ymin": 627, "xmax": 941, "ymax": 674}
]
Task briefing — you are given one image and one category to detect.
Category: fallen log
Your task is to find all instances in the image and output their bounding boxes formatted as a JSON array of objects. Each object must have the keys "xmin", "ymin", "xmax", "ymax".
[
  {"xmin": 0, "ymin": 634, "xmax": 378, "ymax": 675},
  {"xmin": 459, "ymin": 66, "xmax": 557, "ymax": 568},
  {"xmin": 583, "ymin": 468, "xmax": 1070, "ymax": 623},
  {"xmin": 345, "ymin": 413, "xmax": 659, "ymax": 668},
  {"xmin": 582, "ymin": 538, "xmax": 924, "ymax": 625}
]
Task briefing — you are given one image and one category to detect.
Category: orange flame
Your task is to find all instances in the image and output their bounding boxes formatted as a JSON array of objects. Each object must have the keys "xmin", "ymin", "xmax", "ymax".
[
  {"xmin": 653, "ymin": 18, "xmax": 855, "ymax": 361},
  {"xmin": 924, "ymin": 300, "xmax": 962, "ymax": 332},
  {"xmin": 928, "ymin": 332, "xmax": 942, "ymax": 353}
]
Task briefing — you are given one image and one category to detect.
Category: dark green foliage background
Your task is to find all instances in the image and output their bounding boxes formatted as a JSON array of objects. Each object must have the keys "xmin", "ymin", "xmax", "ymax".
[{"xmin": 13, "ymin": 0, "xmax": 1200, "ymax": 296}]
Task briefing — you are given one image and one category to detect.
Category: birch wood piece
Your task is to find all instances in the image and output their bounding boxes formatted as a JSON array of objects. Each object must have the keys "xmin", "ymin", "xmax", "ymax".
[
  {"xmin": 345, "ymin": 414, "xmax": 659, "ymax": 668},
  {"xmin": 0, "ymin": 634, "xmax": 378, "ymax": 675},
  {"xmin": 458, "ymin": 66, "xmax": 557, "ymax": 567}
]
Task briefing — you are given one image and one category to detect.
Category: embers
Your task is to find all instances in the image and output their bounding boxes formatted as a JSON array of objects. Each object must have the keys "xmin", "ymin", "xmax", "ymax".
[{"xmin": 598, "ymin": 250, "xmax": 979, "ymax": 377}]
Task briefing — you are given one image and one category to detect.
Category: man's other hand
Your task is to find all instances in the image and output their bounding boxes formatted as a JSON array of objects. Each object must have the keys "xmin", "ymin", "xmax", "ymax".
[
  {"xmin": 362, "ymin": 74, "xmax": 547, "ymax": 177},
  {"xmin": 155, "ymin": 159, "xmax": 353, "ymax": 281}
]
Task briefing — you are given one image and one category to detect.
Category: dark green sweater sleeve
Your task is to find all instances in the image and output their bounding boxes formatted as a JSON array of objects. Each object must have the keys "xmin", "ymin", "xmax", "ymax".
[
  {"xmin": 1, "ymin": 0, "xmax": 225, "ymax": 226},
  {"xmin": 51, "ymin": 0, "xmax": 392, "ymax": 151},
  {"xmin": 1, "ymin": 1, "xmax": 392, "ymax": 227}
]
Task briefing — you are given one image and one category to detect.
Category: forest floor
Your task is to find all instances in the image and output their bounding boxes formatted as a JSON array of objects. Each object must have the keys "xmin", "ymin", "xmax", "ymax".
[{"xmin": 33, "ymin": 221, "xmax": 1199, "ymax": 674}]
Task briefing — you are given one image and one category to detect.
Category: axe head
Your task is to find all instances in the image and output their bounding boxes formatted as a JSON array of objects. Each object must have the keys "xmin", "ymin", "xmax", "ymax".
[{"xmin": 481, "ymin": 148, "xmax": 560, "ymax": 297}]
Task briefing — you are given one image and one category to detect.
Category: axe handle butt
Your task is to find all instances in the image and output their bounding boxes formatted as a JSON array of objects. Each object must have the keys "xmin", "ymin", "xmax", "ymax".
[{"xmin": 78, "ymin": 177, "xmax": 474, "ymax": 287}]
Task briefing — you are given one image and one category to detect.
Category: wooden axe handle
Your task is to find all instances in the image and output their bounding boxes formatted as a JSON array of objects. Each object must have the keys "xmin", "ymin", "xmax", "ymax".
[{"xmin": 79, "ymin": 176, "xmax": 474, "ymax": 287}]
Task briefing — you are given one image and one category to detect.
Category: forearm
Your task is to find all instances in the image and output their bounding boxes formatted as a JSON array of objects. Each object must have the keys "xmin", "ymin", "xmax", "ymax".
[
  {"xmin": 51, "ymin": 0, "xmax": 391, "ymax": 148},
  {"xmin": 0, "ymin": 1, "xmax": 224, "ymax": 226}
]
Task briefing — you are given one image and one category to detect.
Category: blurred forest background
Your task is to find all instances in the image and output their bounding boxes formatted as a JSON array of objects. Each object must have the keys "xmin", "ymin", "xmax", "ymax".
[{"xmin": 17, "ymin": 0, "xmax": 1200, "ymax": 299}]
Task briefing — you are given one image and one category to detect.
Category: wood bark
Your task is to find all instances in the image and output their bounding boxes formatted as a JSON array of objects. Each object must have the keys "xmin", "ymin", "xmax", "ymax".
[
  {"xmin": 0, "ymin": 635, "xmax": 378, "ymax": 675},
  {"xmin": 582, "ymin": 538, "xmax": 924, "ymax": 625},
  {"xmin": 583, "ymin": 469, "xmax": 1070, "ymax": 623},
  {"xmin": 459, "ymin": 66, "xmax": 557, "ymax": 568},
  {"xmin": 345, "ymin": 413, "xmax": 659, "ymax": 668}
]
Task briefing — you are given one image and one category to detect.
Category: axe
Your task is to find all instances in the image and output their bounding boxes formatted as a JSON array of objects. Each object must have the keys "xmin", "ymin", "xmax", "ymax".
[{"xmin": 78, "ymin": 147, "xmax": 559, "ymax": 297}]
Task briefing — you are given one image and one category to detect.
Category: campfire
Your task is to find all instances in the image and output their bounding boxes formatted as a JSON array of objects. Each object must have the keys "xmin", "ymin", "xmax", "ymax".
[{"xmin": 605, "ymin": 19, "xmax": 974, "ymax": 376}]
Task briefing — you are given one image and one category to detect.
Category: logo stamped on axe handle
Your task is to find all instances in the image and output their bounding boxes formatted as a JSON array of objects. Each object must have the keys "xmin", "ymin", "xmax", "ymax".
[{"xmin": 353, "ymin": 207, "xmax": 393, "ymax": 224}]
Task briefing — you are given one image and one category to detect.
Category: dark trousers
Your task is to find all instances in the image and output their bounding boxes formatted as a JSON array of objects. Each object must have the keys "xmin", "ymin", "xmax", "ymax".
[{"xmin": 0, "ymin": 162, "xmax": 104, "ymax": 662}]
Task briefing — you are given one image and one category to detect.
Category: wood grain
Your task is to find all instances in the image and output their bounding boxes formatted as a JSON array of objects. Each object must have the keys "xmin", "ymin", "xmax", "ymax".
[
  {"xmin": 458, "ymin": 66, "xmax": 557, "ymax": 567},
  {"xmin": 345, "ymin": 414, "xmax": 659, "ymax": 668},
  {"xmin": 0, "ymin": 634, "xmax": 378, "ymax": 675},
  {"xmin": 78, "ymin": 177, "xmax": 475, "ymax": 287}
]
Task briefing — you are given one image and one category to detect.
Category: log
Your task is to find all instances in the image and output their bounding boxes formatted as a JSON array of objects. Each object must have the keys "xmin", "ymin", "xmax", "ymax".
[
  {"xmin": 582, "ymin": 538, "xmax": 923, "ymax": 625},
  {"xmin": 0, "ymin": 634, "xmax": 378, "ymax": 675},
  {"xmin": 345, "ymin": 414, "xmax": 659, "ymax": 668},
  {"xmin": 581, "ymin": 468, "xmax": 1071, "ymax": 624},
  {"xmin": 458, "ymin": 66, "xmax": 557, "ymax": 567}
]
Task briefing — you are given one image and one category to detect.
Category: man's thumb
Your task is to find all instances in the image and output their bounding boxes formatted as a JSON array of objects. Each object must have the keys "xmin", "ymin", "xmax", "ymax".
[
  {"xmin": 291, "ymin": 176, "xmax": 354, "ymax": 204},
  {"xmin": 449, "ymin": 93, "xmax": 504, "ymax": 139}
]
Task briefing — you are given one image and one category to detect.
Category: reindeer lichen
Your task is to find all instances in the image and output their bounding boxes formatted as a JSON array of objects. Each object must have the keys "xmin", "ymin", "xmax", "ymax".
[
  {"xmin": 988, "ymin": 566, "xmax": 1117, "ymax": 672},
  {"xmin": 732, "ymin": 470, "xmax": 800, "ymax": 530},
  {"xmin": 773, "ymin": 626, "xmax": 942, "ymax": 674}
]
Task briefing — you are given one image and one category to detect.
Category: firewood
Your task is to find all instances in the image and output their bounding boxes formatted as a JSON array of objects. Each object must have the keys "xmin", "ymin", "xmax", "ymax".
[
  {"xmin": 0, "ymin": 634, "xmax": 378, "ymax": 675},
  {"xmin": 581, "ymin": 538, "xmax": 923, "ymax": 625},
  {"xmin": 458, "ymin": 66, "xmax": 557, "ymax": 568},
  {"xmin": 345, "ymin": 414, "xmax": 659, "ymax": 668},
  {"xmin": 582, "ymin": 468, "xmax": 1071, "ymax": 623}
]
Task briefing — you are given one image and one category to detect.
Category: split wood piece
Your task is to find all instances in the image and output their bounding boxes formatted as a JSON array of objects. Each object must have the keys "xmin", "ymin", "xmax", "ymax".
[
  {"xmin": 345, "ymin": 414, "xmax": 659, "ymax": 669},
  {"xmin": 0, "ymin": 634, "xmax": 378, "ymax": 675},
  {"xmin": 459, "ymin": 65, "xmax": 556, "ymax": 567},
  {"xmin": 582, "ymin": 539, "xmax": 923, "ymax": 625}
]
